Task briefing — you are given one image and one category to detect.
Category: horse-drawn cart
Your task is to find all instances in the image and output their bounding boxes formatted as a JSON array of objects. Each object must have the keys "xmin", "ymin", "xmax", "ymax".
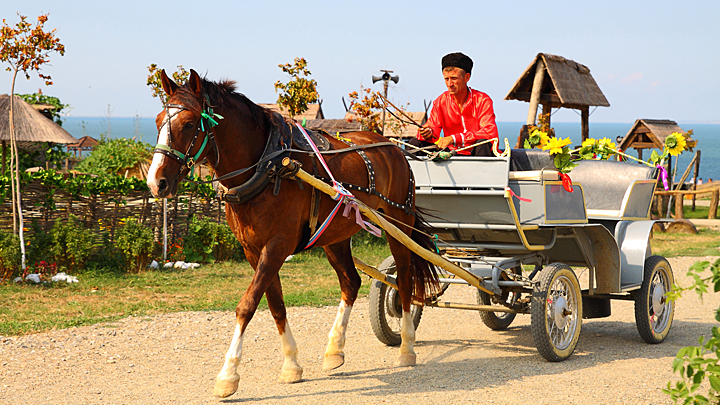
[{"xmin": 284, "ymin": 147, "xmax": 674, "ymax": 362}]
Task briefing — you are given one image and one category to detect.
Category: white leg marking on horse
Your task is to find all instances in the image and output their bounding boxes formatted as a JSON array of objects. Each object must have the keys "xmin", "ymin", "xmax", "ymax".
[
  {"xmin": 398, "ymin": 311, "xmax": 417, "ymax": 367},
  {"xmin": 147, "ymin": 108, "xmax": 178, "ymax": 192},
  {"xmin": 278, "ymin": 323, "xmax": 303, "ymax": 383},
  {"xmin": 212, "ymin": 323, "xmax": 243, "ymax": 398},
  {"xmin": 323, "ymin": 301, "xmax": 352, "ymax": 370}
]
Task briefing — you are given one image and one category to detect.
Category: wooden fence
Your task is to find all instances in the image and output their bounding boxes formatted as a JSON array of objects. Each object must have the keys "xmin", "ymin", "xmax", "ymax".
[{"xmin": 0, "ymin": 179, "xmax": 227, "ymax": 246}]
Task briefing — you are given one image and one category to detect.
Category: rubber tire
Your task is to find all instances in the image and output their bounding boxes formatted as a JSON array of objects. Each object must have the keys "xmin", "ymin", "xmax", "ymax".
[
  {"xmin": 531, "ymin": 263, "xmax": 582, "ymax": 362},
  {"xmin": 476, "ymin": 267, "xmax": 521, "ymax": 331},
  {"xmin": 368, "ymin": 256, "xmax": 423, "ymax": 346},
  {"xmin": 634, "ymin": 255, "xmax": 675, "ymax": 344}
]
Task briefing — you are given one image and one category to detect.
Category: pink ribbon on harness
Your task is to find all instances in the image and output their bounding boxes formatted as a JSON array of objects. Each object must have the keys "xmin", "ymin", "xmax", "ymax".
[
  {"xmin": 656, "ymin": 165, "xmax": 669, "ymax": 191},
  {"xmin": 342, "ymin": 200, "xmax": 382, "ymax": 237}
]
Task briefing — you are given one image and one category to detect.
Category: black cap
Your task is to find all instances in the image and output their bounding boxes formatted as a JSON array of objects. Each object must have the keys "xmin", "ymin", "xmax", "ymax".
[{"xmin": 441, "ymin": 52, "xmax": 473, "ymax": 75}]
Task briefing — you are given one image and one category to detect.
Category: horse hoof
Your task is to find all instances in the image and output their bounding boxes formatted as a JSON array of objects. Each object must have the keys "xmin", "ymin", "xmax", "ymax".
[
  {"xmin": 322, "ymin": 353, "xmax": 345, "ymax": 371},
  {"xmin": 278, "ymin": 367, "xmax": 303, "ymax": 383},
  {"xmin": 212, "ymin": 374, "xmax": 240, "ymax": 398},
  {"xmin": 397, "ymin": 353, "xmax": 417, "ymax": 367}
]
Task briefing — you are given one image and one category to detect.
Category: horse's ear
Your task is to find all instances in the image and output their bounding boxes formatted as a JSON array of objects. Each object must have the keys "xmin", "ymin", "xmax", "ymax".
[
  {"xmin": 188, "ymin": 69, "xmax": 202, "ymax": 97},
  {"xmin": 161, "ymin": 69, "xmax": 178, "ymax": 97}
]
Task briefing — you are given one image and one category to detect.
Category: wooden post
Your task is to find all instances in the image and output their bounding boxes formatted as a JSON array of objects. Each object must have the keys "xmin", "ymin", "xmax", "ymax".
[
  {"xmin": 674, "ymin": 192, "xmax": 684, "ymax": 219},
  {"xmin": 526, "ymin": 58, "xmax": 546, "ymax": 126},
  {"xmin": 581, "ymin": 107, "xmax": 589, "ymax": 142},
  {"xmin": 710, "ymin": 190, "xmax": 719, "ymax": 220},
  {"xmin": 542, "ymin": 103, "xmax": 552, "ymax": 127},
  {"xmin": 637, "ymin": 148, "xmax": 643, "ymax": 162},
  {"xmin": 692, "ymin": 150, "xmax": 701, "ymax": 211}
]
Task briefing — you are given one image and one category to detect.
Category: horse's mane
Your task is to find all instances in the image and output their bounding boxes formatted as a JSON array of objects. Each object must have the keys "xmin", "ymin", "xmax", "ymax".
[{"xmin": 172, "ymin": 76, "xmax": 272, "ymax": 130}]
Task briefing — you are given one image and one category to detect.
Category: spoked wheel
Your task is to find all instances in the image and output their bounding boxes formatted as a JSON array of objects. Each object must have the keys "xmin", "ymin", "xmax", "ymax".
[
  {"xmin": 476, "ymin": 267, "xmax": 521, "ymax": 330},
  {"xmin": 531, "ymin": 263, "xmax": 582, "ymax": 362},
  {"xmin": 368, "ymin": 256, "xmax": 423, "ymax": 346},
  {"xmin": 634, "ymin": 255, "xmax": 675, "ymax": 344}
]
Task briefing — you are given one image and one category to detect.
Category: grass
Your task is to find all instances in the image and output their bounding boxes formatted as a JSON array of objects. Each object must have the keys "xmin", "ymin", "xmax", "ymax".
[
  {"xmin": 651, "ymin": 228, "xmax": 720, "ymax": 257},
  {"xmin": 682, "ymin": 205, "xmax": 717, "ymax": 219},
  {"xmin": 0, "ymin": 234, "xmax": 390, "ymax": 336}
]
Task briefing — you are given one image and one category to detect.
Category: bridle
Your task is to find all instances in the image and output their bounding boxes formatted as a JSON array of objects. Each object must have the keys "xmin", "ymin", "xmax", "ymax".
[{"xmin": 153, "ymin": 95, "xmax": 223, "ymax": 178}]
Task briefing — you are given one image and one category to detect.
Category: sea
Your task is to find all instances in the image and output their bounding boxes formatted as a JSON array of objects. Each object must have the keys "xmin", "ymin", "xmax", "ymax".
[{"xmin": 61, "ymin": 117, "xmax": 720, "ymax": 183}]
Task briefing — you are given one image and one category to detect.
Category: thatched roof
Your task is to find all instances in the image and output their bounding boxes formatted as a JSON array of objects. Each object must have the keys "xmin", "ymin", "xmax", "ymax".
[
  {"xmin": 305, "ymin": 119, "xmax": 362, "ymax": 134},
  {"xmin": 505, "ymin": 53, "xmax": 610, "ymax": 109},
  {"xmin": 618, "ymin": 119, "xmax": 690, "ymax": 151},
  {"xmin": 258, "ymin": 103, "xmax": 324, "ymax": 122},
  {"xmin": 0, "ymin": 94, "xmax": 78, "ymax": 144},
  {"xmin": 343, "ymin": 111, "xmax": 427, "ymax": 138}
]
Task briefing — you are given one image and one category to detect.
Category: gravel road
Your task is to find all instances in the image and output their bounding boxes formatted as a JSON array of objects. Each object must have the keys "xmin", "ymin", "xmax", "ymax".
[{"xmin": 1, "ymin": 256, "xmax": 718, "ymax": 405}]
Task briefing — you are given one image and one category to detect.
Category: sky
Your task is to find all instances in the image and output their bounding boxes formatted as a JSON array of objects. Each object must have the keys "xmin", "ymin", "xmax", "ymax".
[{"xmin": 1, "ymin": 1, "xmax": 718, "ymax": 124}]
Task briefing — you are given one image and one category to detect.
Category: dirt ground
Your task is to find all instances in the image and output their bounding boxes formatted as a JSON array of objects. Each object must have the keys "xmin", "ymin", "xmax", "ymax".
[{"xmin": 1, "ymin": 256, "xmax": 718, "ymax": 404}]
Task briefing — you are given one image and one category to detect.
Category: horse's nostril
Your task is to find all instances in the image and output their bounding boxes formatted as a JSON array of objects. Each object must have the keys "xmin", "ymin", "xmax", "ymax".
[{"xmin": 157, "ymin": 178, "xmax": 168, "ymax": 194}]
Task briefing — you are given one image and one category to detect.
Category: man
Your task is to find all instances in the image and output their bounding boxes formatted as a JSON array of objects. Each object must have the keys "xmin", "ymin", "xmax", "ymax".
[{"xmin": 411, "ymin": 52, "xmax": 499, "ymax": 156}]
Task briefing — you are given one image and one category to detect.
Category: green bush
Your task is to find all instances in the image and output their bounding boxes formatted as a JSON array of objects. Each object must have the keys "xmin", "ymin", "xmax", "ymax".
[
  {"xmin": 183, "ymin": 216, "xmax": 219, "ymax": 263},
  {"xmin": 74, "ymin": 137, "xmax": 152, "ymax": 176},
  {"xmin": 215, "ymin": 223, "xmax": 244, "ymax": 262},
  {"xmin": 27, "ymin": 219, "xmax": 53, "ymax": 264},
  {"xmin": 0, "ymin": 230, "xmax": 21, "ymax": 280},
  {"xmin": 115, "ymin": 219, "xmax": 154, "ymax": 273},
  {"xmin": 50, "ymin": 215, "xmax": 95, "ymax": 272},
  {"xmin": 86, "ymin": 231, "xmax": 123, "ymax": 270}
]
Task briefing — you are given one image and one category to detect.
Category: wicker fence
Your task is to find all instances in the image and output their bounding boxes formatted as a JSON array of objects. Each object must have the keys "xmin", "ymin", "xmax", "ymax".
[{"xmin": 0, "ymin": 179, "xmax": 227, "ymax": 246}]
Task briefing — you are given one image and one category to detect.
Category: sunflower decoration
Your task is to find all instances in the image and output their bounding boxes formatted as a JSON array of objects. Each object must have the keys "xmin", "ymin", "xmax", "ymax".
[
  {"xmin": 524, "ymin": 112, "xmax": 555, "ymax": 149},
  {"xmin": 665, "ymin": 132, "xmax": 687, "ymax": 156},
  {"xmin": 542, "ymin": 136, "xmax": 576, "ymax": 173}
]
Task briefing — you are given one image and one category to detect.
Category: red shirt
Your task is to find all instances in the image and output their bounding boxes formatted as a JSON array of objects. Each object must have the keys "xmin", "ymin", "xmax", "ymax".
[{"xmin": 419, "ymin": 88, "xmax": 499, "ymax": 155}]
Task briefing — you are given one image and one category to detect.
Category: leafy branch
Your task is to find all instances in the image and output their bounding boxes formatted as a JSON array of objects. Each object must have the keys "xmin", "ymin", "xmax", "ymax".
[{"xmin": 274, "ymin": 57, "xmax": 318, "ymax": 119}]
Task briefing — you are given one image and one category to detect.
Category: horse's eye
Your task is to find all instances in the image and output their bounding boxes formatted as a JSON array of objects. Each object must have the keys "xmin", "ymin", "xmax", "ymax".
[{"xmin": 184, "ymin": 122, "xmax": 194, "ymax": 130}]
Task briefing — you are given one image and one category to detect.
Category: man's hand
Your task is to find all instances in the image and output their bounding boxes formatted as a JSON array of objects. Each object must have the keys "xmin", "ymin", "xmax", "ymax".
[
  {"xmin": 436, "ymin": 136, "xmax": 454, "ymax": 149},
  {"xmin": 418, "ymin": 126, "xmax": 434, "ymax": 140}
]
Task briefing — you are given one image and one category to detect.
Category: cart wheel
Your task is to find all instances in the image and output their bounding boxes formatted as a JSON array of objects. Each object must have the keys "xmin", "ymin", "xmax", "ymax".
[
  {"xmin": 368, "ymin": 256, "xmax": 423, "ymax": 346},
  {"xmin": 531, "ymin": 263, "xmax": 582, "ymax": 362},
  {"xmin": 634, "ymin": 255, "xmax": 675, "ymax": 344},
  {"xmin": 476, "ymin": 267, "xmax": 521, "ymax": 330}
]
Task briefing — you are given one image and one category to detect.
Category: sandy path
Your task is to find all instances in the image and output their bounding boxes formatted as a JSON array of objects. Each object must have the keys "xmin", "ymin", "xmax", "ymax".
[{"xmin": 1, "ymin": 256, "xmax": 718, "ymax": 404}]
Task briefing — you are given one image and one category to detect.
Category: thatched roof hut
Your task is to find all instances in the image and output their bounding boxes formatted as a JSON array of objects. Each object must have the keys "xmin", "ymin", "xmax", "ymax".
[
  {"xmin": 505, "ymin": 53, "xmax": 609, "ymax": 142},
  {"xmin": 66, "ymin": 135, "xmax": 98, "ymax": 157},
  {"xmin": 0, "ymin": 94, "xmax": 78, "ymax": 145},
  {"xmin": 617, "ymin": 119, "xmax": 693, "ymax": 161},
  {"xmin": 258, "ymin": 103, "xmax": 325, "ymax": 122}
]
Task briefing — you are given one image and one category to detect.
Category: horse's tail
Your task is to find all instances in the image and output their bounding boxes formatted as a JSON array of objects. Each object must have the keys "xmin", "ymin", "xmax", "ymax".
[{"xmin": 409, "ymin": 207, "xmax": 441, "ymax": 300}]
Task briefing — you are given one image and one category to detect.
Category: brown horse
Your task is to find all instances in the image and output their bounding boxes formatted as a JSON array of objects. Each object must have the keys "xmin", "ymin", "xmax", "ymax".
[{"xmin": 146, "ymin": 69, "xmax": 438, "ymax": 398}]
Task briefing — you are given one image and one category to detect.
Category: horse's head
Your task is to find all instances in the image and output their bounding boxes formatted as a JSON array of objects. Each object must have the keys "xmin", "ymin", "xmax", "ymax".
[{"xmin": 147, "ymin": 69, "xmax": 219, "ymax": 198}]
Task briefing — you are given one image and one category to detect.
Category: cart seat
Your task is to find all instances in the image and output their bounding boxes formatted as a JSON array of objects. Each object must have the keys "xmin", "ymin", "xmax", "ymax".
[
  {"xmin": 508, "ymin": 149, "xmax": 559, "ymax": 181},
  {"xmin": 569, "ymin": 160, "xmax": 657, "ymax": 219},
  {"xmin": 509, "ymin": 149, "xmax": 555, "ymax": 171}
]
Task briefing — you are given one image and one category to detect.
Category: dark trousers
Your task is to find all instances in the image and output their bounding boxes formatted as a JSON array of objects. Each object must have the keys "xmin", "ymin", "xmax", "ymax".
[{"xmin": 407, "ymin": 137, "xmax": 493, "ymax": 157}]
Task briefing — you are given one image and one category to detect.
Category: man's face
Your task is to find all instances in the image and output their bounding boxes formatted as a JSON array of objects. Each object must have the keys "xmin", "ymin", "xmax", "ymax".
[{"xmin": 443, "ymin": 68, "xmax": 470, "ymax": 95}]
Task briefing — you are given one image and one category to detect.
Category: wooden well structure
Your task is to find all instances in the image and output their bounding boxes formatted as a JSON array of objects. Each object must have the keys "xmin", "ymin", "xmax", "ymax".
[{"xmin": 505, "ymin": 53, "xmax": 610, "ymax": 144}]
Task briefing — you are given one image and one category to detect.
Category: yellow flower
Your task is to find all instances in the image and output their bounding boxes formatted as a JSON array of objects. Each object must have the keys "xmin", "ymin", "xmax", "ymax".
[
  {"xmin": 667, "ymin": 132, "xmax": 686, "ymax": 156},
  {"xmin": 581, "ymin": 138, "xmax": 596, "ymax": 148},
  {"xmin": 530, "ymin": 129, "xmax": 550, "ymax": 148},
  {"xmin": 598, "ymin": 137, "xmax": 616, "ymax": 150},
  {"xmin": 538, "ymin": 131, "xmax": 550, "ymax": 148},
  {"xmin": 542, "ymin": 137, "xmax": 572, "ymax": 154}
]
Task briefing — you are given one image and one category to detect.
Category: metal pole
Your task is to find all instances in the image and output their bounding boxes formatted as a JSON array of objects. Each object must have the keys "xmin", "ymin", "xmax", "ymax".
[
  {"xmin": 381, "ymin": 81, "xmax": 388, "ymax": 135},
  {"xmin": 163, "ymin": 198, "xmax": 168, "ymax": 261}
]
